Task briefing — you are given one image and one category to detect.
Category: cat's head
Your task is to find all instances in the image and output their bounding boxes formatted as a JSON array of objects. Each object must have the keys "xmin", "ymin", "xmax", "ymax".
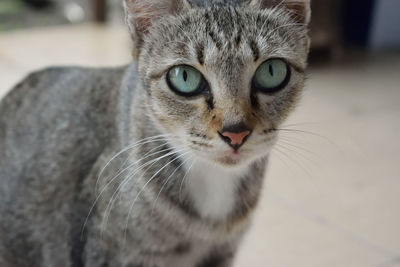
[{"xmin": 124, "ymin": 0, "xmax": 310, "ymax": 168}]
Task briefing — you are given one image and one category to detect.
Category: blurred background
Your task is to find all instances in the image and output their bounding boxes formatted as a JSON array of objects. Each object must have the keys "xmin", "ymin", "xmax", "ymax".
[{"xmin": 0, "ymin": 0, "xmax": 399, "ymax": 266}]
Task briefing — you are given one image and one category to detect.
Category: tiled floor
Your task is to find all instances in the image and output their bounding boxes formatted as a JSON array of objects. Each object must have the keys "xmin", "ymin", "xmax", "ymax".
[{"xmin": 1, "ymin": 24, "xmax": 399, "ymax": 266}]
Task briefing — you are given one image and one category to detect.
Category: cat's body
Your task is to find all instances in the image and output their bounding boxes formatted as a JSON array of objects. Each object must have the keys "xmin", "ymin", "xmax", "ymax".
[
  {"xmin": 0, "ymin": 64, "xmax": 256, "ymax": 266},
  {"xmin": 0, "ymin": 1, "xmax": 310, "ymax": 266}
]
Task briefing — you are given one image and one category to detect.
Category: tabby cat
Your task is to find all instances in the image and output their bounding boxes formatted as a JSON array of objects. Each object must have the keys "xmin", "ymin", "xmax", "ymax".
[{"xmin": 0, "ymin": 0, "xmax": 310, "ymax": 266}]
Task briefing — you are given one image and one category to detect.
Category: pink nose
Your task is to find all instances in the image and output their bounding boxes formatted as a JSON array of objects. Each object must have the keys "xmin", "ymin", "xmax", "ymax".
[{"xmin": 221, "ymin": 130, "xmax": 251, "ymax": 146}]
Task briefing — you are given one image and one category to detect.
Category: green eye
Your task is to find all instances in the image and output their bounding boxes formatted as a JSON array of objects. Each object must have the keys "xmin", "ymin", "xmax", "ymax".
[
  {"xmin": 253, "ymin": 59, "xmax": 290, "ymax": 93},
  {"xmin": 167, "ymin": 65, "xmax": 205, "ymax": 96}
]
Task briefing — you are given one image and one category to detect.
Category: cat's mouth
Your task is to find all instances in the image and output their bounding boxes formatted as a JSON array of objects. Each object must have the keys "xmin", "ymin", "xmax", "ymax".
[
  {"xmin": 211, "ymin": 146, "xmax": 257, "ymax": 166},
  {"xmin": 185, "ymin": 132, "xmax": 277, "ymax": 167},
  {"xmin": 188, "ymin": 144, "xmax": 250, "ymax": 166}
]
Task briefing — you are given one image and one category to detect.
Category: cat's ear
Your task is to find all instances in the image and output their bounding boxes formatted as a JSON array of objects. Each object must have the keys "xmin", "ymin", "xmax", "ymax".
[
  {"xmin": 248, "ymin": 0, "xmax": 311, "ymax": 25},
  {"xmin": 124, "ymin": 0, "xmax": 192, "ymax": 58}
]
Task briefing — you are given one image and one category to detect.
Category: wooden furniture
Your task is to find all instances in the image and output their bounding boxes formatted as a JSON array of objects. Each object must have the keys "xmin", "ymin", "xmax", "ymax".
[{"xmin": 93, "ymin": 0, "xmax": 106, "ymax": 23}]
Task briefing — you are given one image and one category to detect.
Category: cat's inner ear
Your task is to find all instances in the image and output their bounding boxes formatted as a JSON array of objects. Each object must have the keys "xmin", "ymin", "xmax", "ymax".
[{"xmin": 249, "ymin": 0, "xmax": 311, "ymax": 24}]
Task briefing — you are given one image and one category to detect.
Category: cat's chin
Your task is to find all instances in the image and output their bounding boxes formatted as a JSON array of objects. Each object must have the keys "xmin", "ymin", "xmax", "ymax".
[
  {"xmin": 194, "ymin": 155, "xmax": 252, "ymax": 171},
  {"xmin": 215, "ymin": 153, "xmax": 263, "ymax": 168}
]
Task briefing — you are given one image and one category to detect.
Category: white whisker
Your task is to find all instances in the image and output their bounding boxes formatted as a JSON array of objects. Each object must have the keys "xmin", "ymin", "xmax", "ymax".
[
  {"xmin": 95, "ymin": 134, "xmax": 180, "ymax": 191},
  {"xmin": 100, "ymin": 148, "xmax": 187, "ymax": 235},
  {"xmin": 82, "ymin": 145, "xmax": 175, "ymax": 237},
  {"xmin": 179, "ymin": 158, "xmax": 196, "ymax": 202},
  {"xmin": 123, "ymin": 150, "xmax": 190, "ymax": 245},
  {"xmin": 151, "ymin": 155, "xmax": 193, "ymax": 215}
]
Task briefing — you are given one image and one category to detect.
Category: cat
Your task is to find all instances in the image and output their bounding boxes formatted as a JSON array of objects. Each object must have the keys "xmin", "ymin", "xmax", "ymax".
[{"xmin": 0, "ymin": 0, "xmax": 310, "ymax": 266}]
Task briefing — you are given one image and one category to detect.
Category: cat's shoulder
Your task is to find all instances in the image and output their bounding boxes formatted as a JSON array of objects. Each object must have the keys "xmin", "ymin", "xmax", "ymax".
[
  {"xmin": 0, "ymin": 65, "xmax": 129, "ymax": 165},
  {"xmin": 0, "ymin": 65, "xmax": 129, "ymax": 200},
  {"xmin": 2, "ymin": 65, "xmax": 126, "ymax": 102},
  {"xmin": 0, "ymin": 65, "xmax": 128, "ymax": 125}
]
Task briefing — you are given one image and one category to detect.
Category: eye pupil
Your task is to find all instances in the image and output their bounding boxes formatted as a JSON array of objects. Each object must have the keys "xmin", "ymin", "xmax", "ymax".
[
  {"xmin": 183, "ymin": 70, "xmax": 188, "ymax": 82},
  {"xmin": 167, "ymin": 65, "xmax": 205, "ymax": 96},
  {"xmin": 253, "ymin": 59, "xmax": 290, "ymax": 93}
]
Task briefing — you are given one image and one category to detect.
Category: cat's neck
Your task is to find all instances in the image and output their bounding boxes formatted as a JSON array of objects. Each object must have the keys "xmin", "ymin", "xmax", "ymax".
[{"xmin": 183, "ymin": 158, "xmax": 250, "ymax": 220}]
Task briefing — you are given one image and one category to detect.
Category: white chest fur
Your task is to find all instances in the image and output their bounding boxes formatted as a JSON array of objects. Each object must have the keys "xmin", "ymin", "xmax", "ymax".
[{"xmin": 184, "ymin": 159, "xmax": 249, "ymax": 220}]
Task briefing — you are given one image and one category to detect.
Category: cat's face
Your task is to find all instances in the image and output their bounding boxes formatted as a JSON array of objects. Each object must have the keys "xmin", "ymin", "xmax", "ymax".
[{"xmin": 126, "ymin": 0, "xmax": 310, "ymax": 168}]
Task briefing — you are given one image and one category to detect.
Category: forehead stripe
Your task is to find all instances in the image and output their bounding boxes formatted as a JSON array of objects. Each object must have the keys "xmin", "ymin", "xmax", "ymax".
[
  {"xmin": 196, "ymin": 44, "xmax": 205, "ymax": 65},
  {"xmin": 249, "ymin": 40, "xmax": 260, "ymax": 62}
]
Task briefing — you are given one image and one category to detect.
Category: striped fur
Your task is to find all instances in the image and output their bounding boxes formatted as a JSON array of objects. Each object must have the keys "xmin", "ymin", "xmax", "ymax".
[{"xmin": 0, "ymin": 0, "xmax": 310, "ymax": 266}]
